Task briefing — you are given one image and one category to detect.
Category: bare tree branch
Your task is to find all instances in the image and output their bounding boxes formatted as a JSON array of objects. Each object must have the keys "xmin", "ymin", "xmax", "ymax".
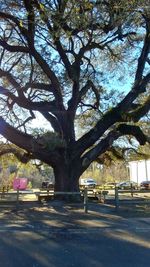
[
  {"xmin": 0, "ymin": 39, "xmax": 29, "ymax": 53},
  {"xmin": 118, "ymin": 124, "xmax": 149, "ymax": 145}
]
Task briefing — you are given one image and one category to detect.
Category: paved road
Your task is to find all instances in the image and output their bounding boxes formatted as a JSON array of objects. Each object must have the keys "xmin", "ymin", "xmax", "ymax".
[
  {"xmin": 0, "ymin": 218, "xmax": 150, "ymax": 267},
  {"xmin": 0, "ymin": 202, "xmax": 150, "ymax": 267}
]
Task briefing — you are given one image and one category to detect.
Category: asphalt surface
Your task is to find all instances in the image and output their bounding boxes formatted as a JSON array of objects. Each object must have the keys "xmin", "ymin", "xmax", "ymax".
[{"xmin": 0, "ymin": 202, "xmax": 150, "ymax": 267}]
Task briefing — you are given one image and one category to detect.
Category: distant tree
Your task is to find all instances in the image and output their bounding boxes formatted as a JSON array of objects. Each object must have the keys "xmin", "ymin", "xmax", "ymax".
[
  {"xmin": 0, "ymin": 0, "xmax": 149, "ymax": 194},
  {"xmin": 0, "ymin": 148, "xmax": 50, "ymax": 188}
]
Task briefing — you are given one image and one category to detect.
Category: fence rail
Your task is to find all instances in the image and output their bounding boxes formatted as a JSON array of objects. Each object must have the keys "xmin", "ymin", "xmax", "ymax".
[
  {"xmin": 1, "ymin": 188, "xmax": 149, "ymax": 212},
  {"xmin": 0, "ymin": 188, "xmax": 107, "ymax": 213},
  {"xmin": 114, "ymin": 187, "xmax": 150, "ymax": 211}
]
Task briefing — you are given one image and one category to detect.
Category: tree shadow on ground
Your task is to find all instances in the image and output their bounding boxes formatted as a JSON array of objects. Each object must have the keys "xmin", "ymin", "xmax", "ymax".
[
  {"xmin": 0, "ymin": 199, "xmax": 130, "ymax": 231},
  {"xmin": 0, "ymin": 206, "xmax": 150, "ymax": 267}
]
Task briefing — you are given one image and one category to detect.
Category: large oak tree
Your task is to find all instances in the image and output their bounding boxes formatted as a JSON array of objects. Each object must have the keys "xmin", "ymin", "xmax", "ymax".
[{"xmin": 0, "ymin": 0, "xmax": 149, "ymax": 192}]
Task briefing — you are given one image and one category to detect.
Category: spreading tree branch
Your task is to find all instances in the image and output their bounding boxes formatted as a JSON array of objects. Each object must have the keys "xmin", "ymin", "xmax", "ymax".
[
  {"xmin": 0, "ymin": 145, "xmax": 33, "ymax": 163},
  {"xmin": 81, "ymin": 123, "xmax": 149, "ymax": 171},
  {"xmin": 0, "ymin": 39, "xmax": 29, "ymax": 53}
]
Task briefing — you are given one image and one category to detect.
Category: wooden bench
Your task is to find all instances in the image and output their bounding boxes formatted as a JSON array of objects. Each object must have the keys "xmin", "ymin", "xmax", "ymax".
[{"xmin": 35, "ymin": 192, "xmax": 54, "ymax": 203}]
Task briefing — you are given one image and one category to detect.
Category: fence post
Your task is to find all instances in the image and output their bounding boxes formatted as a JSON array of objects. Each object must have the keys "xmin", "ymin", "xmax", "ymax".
[
  {"xmin": 131, "ymin": 184, "xmax": 133, "ymax": 198},
  {"xmin": 1, "ymin": 186, "xmax": 5, "ymax": 199},
  {"xmin": 115, "ymin": 186, "xmax": 119, "ymax": 211},
  {"xmin": 102, "ymin": 191, "xmax": 108, "ymax": 203},
  {"xmin": 96, "ymin": 190, "xmax": 102, "ymax": 202},
  {"xmin": 16, "ymin": 189, "xmax": 19, "ymax": 209},
  {"xmin": 84, "ymin": 188, "xmax": 88, "ymax": 213},
  {"xmin": 98, "ymin": 191, "xmax": 102, "ymax": 202}
]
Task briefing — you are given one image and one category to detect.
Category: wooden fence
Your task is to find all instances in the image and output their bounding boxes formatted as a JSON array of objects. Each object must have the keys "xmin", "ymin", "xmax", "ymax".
[
  {"xmin": 114, "ymin": 187, "xmax": 150, "ymax": 211},
  {"xmin": 2, "ymin": 187, "xmax": 149, "ymax": 213},
  {"xmin": 0, "ymin": 188, "xmax": 108, "ymax": 213}
]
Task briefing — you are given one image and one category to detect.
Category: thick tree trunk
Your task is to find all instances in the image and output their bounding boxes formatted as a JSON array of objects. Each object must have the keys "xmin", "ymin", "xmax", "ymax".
[{"xmin": 53, "ymin": 160, "xmax": 81, "ymax": 201}]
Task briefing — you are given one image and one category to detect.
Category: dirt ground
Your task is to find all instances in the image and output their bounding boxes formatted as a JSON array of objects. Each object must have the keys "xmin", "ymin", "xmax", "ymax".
[
  {"xmin": 1, "ymin": 188, "xmax": 150, "ymax": 223},
  {"xmin": 0, "ymin": 200, "xmax": 150, "ymax": 222}
]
